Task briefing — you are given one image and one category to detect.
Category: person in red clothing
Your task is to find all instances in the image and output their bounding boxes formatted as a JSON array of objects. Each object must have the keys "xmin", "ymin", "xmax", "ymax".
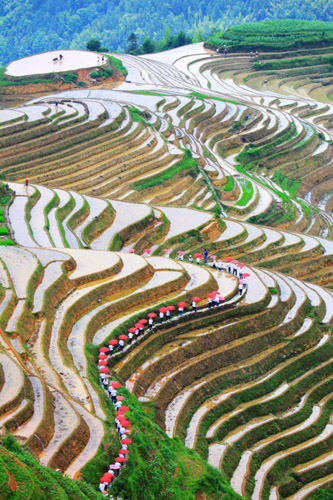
[{"xmin": 25, "ymin": 178, "xmax": 29, "ymax": 187}]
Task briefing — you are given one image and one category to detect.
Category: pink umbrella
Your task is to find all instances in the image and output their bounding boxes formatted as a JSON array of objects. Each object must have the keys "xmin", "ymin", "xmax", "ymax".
[
  {"xmin": 129, "ymin": 248, "xmax": 135, "ymax": 253},
  {"xmin": 164, "ymin": 249, "xmax": 170, "ymax": 253},
  {"xmin": 167, "ymin": 305, "xmax": 175, "ymax": 311},
  {"xmin": 119, "ymin": 334, "xmax": 128, "ymax": 340},
  {"xmin": 116, "ymin": 395, "xmax": 125, "ymax": 401},
  {"xmin": 143, "ymin": 249, "xmax": 151, "ymax": 254},
  {"xmin": 237, "ymin": 263, "xmax": 245, "ymax": 268},
  {"xmin": 99, "ymin": 347, "xmax": 109, "ymax": 353},
  {"xmin": 232, "ymin": 260, "xmax": 239, "ymax": 264},
  {"xmin": 139, "ymin": 319, "xmax": 148, "ymax": 324},
  {"xmin": 178, "ymin": 302, "xmax": 186, "ymax": 308},
  {"xmin": 177, "ymin": 251, "xmax": 184, "ymax": 255},
  {"xmin": 104, "ymin": 374, "xmax": 111, "ymax": 378},
  {"xmin": 147, "ymin": 312, "xmax": 157, "ymax": 318},
  {"xmin": 109, "ymin": 464, "xmax": 119, "ymax": 470},
  {"xmin": 210, "ymin": 255, "xmax": 217, "ymax": 260},
  {"xmin": 109, "ymin": 339, "xmax": 118, "ymax": 345}
]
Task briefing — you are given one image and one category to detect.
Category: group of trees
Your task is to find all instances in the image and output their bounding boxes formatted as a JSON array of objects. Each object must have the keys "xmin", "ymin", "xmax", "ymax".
[
  {"xmin": 127, "ymin": 29, "xmax": 193, "ymax": 55},
  {"xmin": 0, "ymin": 0, "xmax": 332, "ymax": 65}
]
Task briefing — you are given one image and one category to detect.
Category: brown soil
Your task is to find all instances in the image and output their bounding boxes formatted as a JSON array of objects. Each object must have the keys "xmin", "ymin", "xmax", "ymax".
[{"xmin": 7, "ymin": 469, "xmax": 18, "ymax": 491}]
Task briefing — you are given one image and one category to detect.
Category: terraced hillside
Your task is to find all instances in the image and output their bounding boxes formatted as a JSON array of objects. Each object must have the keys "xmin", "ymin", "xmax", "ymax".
[{"xmin": 0, "ymin": 31, "xmax": 332, "ymax": 500}]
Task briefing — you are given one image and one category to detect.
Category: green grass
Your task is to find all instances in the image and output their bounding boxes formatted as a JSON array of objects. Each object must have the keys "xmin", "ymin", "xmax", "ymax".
[
  {"xmin": 190, "ymin": 91, "xmax": 242, "ymax": 106},
  {"xmin": 0, "ymin": 227, "xmax": 9, "ymax": 235},
  {"xmin": 223, "ymin": 176, "xmax": 234, "ymax": 191},
  {"xmin": 206, "ymin": 20, "xmax": 333, "ymax": 53},
  {"xmin": 133, "ymin": 149, "xmax": 199, "ymax": 191},
  {"xmin": 272, "ymin": 170, "xmax": 301, "ymax": 197},
  {"xmin": 236, "ymin": 178, "xmax": 254, "ymax": 206},
  {"xmin": 107, "ymin": 55, "xmax": 128, "ymax": 76}
]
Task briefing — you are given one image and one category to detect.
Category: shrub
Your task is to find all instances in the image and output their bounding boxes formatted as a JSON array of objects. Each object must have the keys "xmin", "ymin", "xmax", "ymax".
[{"xmin": 0, "ymin": 227, "xmax": 9, "ymax": 235}]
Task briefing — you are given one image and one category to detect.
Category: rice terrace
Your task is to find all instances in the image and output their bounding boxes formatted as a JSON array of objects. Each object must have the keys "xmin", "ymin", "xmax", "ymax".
[{"xmin": 0, "ymin": 18, "xmax": 332, "ymax": 500}]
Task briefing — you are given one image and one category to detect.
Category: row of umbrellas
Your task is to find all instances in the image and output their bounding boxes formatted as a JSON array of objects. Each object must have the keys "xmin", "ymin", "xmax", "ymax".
[
  {"xmin": 97, "ymin": 256, "xmax": 251, "ymax": 488},
  {"xmin": 99, "ymin": 379, "xmax": 133, "ymax": 487}
]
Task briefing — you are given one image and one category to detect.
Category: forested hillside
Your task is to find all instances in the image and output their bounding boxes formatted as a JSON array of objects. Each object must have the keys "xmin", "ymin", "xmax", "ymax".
[{"xmin": 0, "ymin": 0, "xmax": 332, "ymax": 66}]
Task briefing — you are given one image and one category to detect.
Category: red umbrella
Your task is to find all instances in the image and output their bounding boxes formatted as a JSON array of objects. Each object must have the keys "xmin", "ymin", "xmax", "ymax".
[
  {"xmin": 109, "ymin": 339, "xmax": 118, "ymax": 345},
  {"xmin": 100, "ymin": 475, "xmax": 112, "ymax": 482},
  {"xmin": 167, "ymin": 305, "xmax": 175, "ymax": 311},
  {"xmin": 147, "ymin": 312, "xmax": 157, "ymax": 318},
  {"xmin": 159, "ymin": 307, "xmax": 168, "ymax": 313},
  {"xmin": 98, "ymin": 354, "xmax": 107, "ymax": 359},
  {"xmin": 177, "ymin": 250, "xmax": 184, "ymax": 255},
  {"xmin": 117, "ymin": 395, "xmax": 125, "ymax": 401},
  {"xmin": 115, "ymin": 457, "xmax": 126, "ymax": 463},
  {"xmin": 120, "ymin": 420, "xmax": 131, "ymax": 427},
  {"xmin": 121, "ymin": 438, "xmax": 132, "ymax": 444},
  {"xmin": 225, "ymin": 257, "xmax": 233, "ymax": 262},
  {"xmin": 242, "ymin": 273, "xmax": 250, "ymax": 278},
  {"xmin": 207, "ymin": 292, "xmax": 216, "ymax": 299},
  {"xmin": 128, "ymin": 327, "xmax": 137, "ymax": 333},
  {"xmin": 178, "ymin": 302, "xmax": 186, "ymax": 308},
  {"xmin": 99, "ymin": 347, "xmax": 109, "ymax": 353},
  {"xmin": 119, "ymin": 406, "xmax": 129, "ymax": 411},
  {"xmin": 129, "ymin": 248, "xmax": 135, "ymax": 253},
  {"xmin": 116, "ymin": 411, "xmax": 125, "ymax": 417},
  {"xmin": 135, "ymin": 323, "xmax": 142, "ymax": 328},
  {"xmin": 192, "ymin": 297, "xmax": 201, "ymax": 302},
  {"xmin": 194, "ymin": 253, "xmax": 203, "ymax": 258},
  {"xmin": 143, "ymin": 249, "xmax": 151, "ymax": 254},
  {"xmin": 98, "ymin": 360, "xmax": 108, "ymax": 365},
  {"xmin": 99, "ymin": 367, "xmax": 109, "ymax": 373},
  {"xmin": 118, "ymin": 449, "xmax": 129, "ymax": 454},
  {"xmin": 110, "ymin": 381, "xmax": 122, "ymax": 388},
  {"xmin": 119, "ymin": 334, "xmax": 128, "ymax": 340},
  {"xmin": 103, "ymin": 472, "xmax": 113, "ymax": 480},
  {"xmin": 139, "ymin": 319, "xmax": 148, "ymax": 324},
  {"xmin": 237, "ymin": 263, "xmax": 245, "ymax": 268}
]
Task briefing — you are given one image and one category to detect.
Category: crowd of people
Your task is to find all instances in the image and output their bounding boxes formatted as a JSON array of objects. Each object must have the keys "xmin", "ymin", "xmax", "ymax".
[{"xmin": 96, "ymin": 252, "xmax": 249, "ymax": 495}]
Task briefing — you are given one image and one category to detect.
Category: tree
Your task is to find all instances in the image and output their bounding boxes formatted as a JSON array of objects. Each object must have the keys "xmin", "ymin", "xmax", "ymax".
[
  {"xmin": 127, "ymin": 32, "xmax": 138, "ymax": 55},
  {"xmin": 140, "ymin": 37, "xmax": 156, "ymax": 54},
  {"xmin": 86, "ymin": 39, "xmax": 101, "ymax": 51}
]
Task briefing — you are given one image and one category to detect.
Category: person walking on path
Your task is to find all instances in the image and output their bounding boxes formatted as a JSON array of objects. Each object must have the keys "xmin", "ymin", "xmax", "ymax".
[
  {"xmin": 25, "ymin": 178, "xmax": 29, "ymax": 187},
  {"xmin": 179, "ymin": 306, "xmax": 184, "ymax": 317},
  {"xmin": 204, "ymin": 249, "xmax": 208, "ymax": 264},
  {"xmin": 208, "ymin": 297, "xmax": 213, "ymax": 309},
  {"xmin": 148, "ymin": 317, "xmax": 153, "ymax": 330},
  {"xmin": 119, "ymin": 339, "xmax": 124, "ymax": 351},
  {"xmin": 159, "ymin": 310, "xmax": 164, "ymax": 323},
  {"xmin": 189, "ymin": 255, "xmax": 193, "ymax": 263},
  {"xmin": 166, "ymin": 309, "xmax": 171, "ymax": 321},
  {"xmin": 191, "ymin": 300, "xmax": 197, "ymax": 312}
]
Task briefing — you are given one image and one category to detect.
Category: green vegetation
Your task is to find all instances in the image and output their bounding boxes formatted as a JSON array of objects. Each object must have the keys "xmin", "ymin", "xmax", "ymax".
[
  {"xmin": 0, "ymin": 435, "xmax": 102, "ymax": 500},
  {"xmin": 235, "ymin": 178, "xmax": 254, "ymax": 206},
  {"xmin": 127, "ymin": 29, "xmax": 193, "ymax": 55},
  {"xmin": 133, "ymin": 149, "xmax": 199, "ymax": 191},
  {"xmin": 253, "ymin": 55, "xmax": 333, "ymax": 71},
  {"xmin": 206, "ymin": 20, "xmax": 333, "ymax": 53},
  {"xmin": 272, "ymin": 170, "xmax": 301, "ymax": 197},
  {"xmin": 224, "ymin": 176, "xmax": 235, "ymax": 191},
  {"xmin": 190, "ymin": 91, "xmax": 242, "ymax": 106}
]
